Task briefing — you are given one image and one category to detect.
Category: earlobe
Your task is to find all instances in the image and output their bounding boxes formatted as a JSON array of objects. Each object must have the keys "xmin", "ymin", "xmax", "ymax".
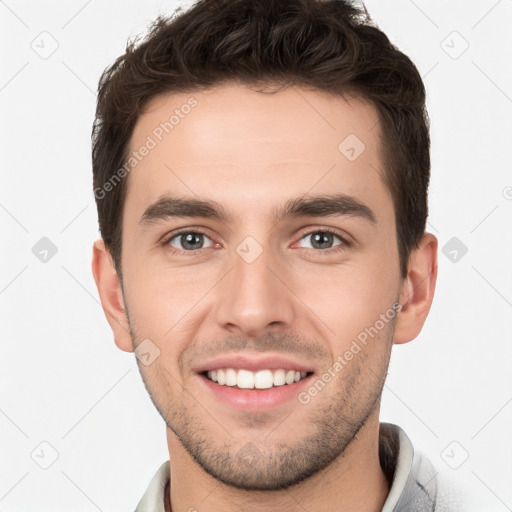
[
  {"xmin": 393, "ymin": 232, "xmax": 438, "ymax": 345},
  {"xmin": 91, "ymin": 238, "xmax": 134, "ymax": 353}
]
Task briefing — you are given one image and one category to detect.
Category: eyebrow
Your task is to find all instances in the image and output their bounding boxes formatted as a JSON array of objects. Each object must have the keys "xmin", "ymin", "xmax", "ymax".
[{"xmin": 140, "ymin": 193, "xmax": 377, "ymax": 226}]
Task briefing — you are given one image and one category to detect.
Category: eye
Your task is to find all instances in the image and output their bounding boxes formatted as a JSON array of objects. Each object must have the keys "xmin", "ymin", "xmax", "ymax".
[
  {"xmin": 297, "ymin": 229, "xmax": 348, "ymax": 251},
  {"xmin": 166, "ymin": 231, "xmax": 214, "ymax": 252}
]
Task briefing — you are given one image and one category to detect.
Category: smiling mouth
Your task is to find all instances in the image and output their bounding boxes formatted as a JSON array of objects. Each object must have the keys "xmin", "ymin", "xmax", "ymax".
[{"xmin": 202, "ymin": 368, "xmax": 313, "ymax": 390}]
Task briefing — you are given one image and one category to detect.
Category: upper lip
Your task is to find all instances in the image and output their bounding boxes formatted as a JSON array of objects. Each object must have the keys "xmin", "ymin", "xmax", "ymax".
[{"xmin": 193, "ymin": 353, "xmax": 315, "ymax": 374}]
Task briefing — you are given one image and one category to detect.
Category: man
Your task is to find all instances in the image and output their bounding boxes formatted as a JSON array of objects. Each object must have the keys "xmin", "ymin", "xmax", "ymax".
[{"xmin": 91, "ymin": 0, "xmax": 453, "ymax": 510}]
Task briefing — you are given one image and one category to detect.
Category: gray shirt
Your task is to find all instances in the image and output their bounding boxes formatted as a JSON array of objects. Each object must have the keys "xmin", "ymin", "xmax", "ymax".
[{"xmin": 134, "ymin": 422, "xmax": 457, "ymax": 511}]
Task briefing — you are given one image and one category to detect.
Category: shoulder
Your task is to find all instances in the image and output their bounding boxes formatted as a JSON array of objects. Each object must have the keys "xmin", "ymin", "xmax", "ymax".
[
  {"xmin": 380, "ymin": 423, "xmax": 463, "ymax": 512},
  {"xmin": 133, "ymin": 461, "xmax": 170, "ymax": 512}
]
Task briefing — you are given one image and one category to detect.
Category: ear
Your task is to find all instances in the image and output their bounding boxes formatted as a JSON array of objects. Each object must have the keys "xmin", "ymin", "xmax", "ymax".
[
  {"xmin": 91, "ymin": 238, "xmax": 134, "ymax": 352},
  {"xmin": 393, "ymin": 232, "xmax": 438, "ymax": 345}
]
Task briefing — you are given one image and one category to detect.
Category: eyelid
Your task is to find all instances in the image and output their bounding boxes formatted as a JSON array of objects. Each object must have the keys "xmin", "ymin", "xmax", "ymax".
[
  {"xmin": 293, "ymin": 226, "xmax": 352, "ymax": 250},
  {"xmin": 160, "ymin": 225, "xmax": 353, "ymax": 254},
  {"xmin": 160, "ymin": 225, "xmax": 215, "ymax": 242},
  {"xmin": 161, "ymin": 226, "xmax": 217, "ymax": 249}
]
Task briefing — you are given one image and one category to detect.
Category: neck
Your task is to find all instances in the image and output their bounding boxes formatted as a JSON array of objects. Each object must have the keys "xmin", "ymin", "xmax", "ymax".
[{"xmin": 165, "ymin": 410, "xmax": 390, "ymax": 512}]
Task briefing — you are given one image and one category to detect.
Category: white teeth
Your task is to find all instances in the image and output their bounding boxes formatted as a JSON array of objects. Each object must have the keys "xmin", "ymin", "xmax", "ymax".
[
  {"xmin": 225, "ymin": 368, "xmax": 237, "ymax": 386},
  {"xmin": 205, "ymin": 368, "xmax": 309, "ymax": 389},
  {"xmin": 273, "ymin": 369, "xmax": 286, "ymax": 386},
  {"xmin": 254, "ymin": 370, "xmax": 273, "ymax": 389},
  {"xmin": 238, "ymin": 369, "xmax": 255, "ymax": 389}
]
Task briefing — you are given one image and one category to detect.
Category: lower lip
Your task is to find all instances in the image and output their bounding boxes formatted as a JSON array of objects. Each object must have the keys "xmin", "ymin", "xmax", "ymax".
[{"xmin": 198, "ymin": 373, "xmax": 313, "ymax": 412}]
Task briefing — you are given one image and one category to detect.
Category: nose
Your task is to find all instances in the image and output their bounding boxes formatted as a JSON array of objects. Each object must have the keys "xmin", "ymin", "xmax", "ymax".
[{"xmin": 214, "ymin": 242, "xmax": 295, "ymax": 338}]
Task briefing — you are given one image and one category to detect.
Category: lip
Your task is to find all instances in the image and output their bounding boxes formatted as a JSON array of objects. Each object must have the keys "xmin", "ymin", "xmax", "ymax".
[
  {"xmin": 193, "ymin": 353, "xmax": 315, "ymax": 374},
  {"xmin": 197, "ymin": 371, "xmax": 314, "ymax": 412},
  {"xmin": 193, "ymin": 353, "xmax": 316, "ymax": 412}
]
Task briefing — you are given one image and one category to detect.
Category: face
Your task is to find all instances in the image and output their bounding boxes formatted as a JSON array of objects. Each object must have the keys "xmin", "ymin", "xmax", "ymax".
[{"xmin": 119, "ymin": 84, "xmax": 403, "ymax": 490}]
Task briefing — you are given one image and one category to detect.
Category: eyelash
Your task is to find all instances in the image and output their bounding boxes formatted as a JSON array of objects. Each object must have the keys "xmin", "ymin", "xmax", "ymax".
[{"xmin": 161, "ymin": 227, "xmax": 351, "ymax": 256}]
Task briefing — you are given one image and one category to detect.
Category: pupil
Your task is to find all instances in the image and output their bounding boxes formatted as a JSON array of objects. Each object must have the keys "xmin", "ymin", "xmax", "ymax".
[
  {"xmin": 312, "ymin": 232, "xmax": 332, "ymax": 249},
  {"xmin": 183, "ymin": 233, "xmax": 202, "ymax": 250}
]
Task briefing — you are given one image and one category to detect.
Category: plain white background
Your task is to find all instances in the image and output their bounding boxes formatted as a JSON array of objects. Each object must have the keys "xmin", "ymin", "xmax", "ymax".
[{"xmin": 1, "ymin": 0, "xmax": 511, "ymax": 510}]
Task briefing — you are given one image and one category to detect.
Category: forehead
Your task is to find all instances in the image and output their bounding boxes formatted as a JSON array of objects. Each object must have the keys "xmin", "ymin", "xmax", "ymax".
[{"xmin": 125, "ymin": 83, "xmax": 392, "ymax": 225}]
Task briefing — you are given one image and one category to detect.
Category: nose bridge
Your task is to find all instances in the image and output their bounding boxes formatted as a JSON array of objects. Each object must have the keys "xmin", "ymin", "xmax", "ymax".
[{"xmin": 214, "ymin": 235, "xmax": 294, "ymax": 336}]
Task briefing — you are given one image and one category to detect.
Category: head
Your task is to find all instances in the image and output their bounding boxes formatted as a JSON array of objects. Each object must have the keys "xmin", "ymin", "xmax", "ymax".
[{"xmin": 92, "ymin": 0, "xmax": 437, "ymax": 491}]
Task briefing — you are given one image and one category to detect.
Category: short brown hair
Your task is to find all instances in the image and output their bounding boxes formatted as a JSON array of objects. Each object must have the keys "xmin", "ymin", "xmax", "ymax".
[{"xmin": 92, "ymin": 0, "xmax": 430, "ymax": 279}]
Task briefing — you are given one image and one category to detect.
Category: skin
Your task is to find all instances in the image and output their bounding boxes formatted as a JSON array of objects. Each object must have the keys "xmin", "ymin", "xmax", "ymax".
[{"xmin": 92, "ymin": 83, "xmax": 438, "ymax": 512}]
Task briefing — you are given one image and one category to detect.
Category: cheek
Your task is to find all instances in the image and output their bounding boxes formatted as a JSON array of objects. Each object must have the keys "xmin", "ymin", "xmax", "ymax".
[
  {"xmin": 122, "ymin": 259, "xmax": 214, "ymax": 344},
  {"xmin": 292, "ymin": 258, "xmax": 398, "ymax": 351}
]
